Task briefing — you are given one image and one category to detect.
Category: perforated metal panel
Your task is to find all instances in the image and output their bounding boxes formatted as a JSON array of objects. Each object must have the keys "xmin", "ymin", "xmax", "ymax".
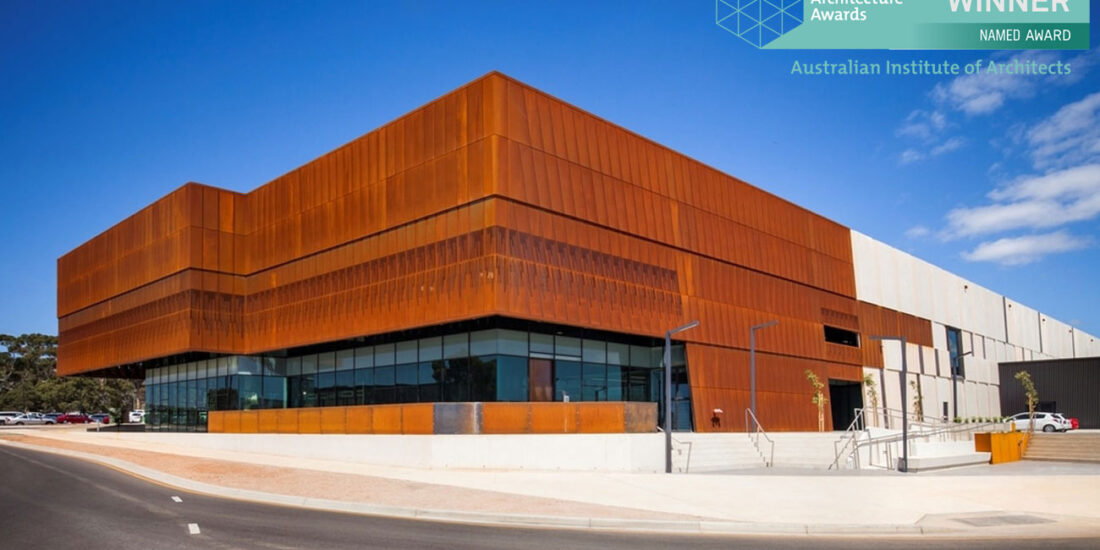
[{"xmin": 58, "ymin": 72, "xmax": 935, "ymax": 432}]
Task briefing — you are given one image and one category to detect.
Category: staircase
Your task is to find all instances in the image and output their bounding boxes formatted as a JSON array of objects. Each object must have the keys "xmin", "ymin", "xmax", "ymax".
[
  {"xmin": 670, "ymin": 433, "xmax": 770, "ymax": 472},
  {"xmin": 669, "ymin": 431, "xmax": 845, "ymax": 472},
  {"xmin": 1024, "ymin": 433, "xmax": 1100, "ymax": 463},
  {"xmin": 769, "ymin": 432, "xmax": 844, "ymax": 468}
]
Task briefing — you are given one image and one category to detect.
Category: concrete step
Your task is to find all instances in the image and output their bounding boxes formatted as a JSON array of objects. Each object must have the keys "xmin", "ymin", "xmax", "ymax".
[
  {"xmin": 769, "ymin": 433, "xmax": 842, "ymax": 469},
  {"xmin": 1024, "ymin": 433, "xmax": 1100, "ymax": 463},
  {"xmin": 670, "ymin": 435, "xmax": 769, "ymax": 472},
  {"xmin": 1026, "ymin": 456, "xmax": 1100, "ymax": 464},
  {"xmin": 1030, "ymin": 434, "xmax": 1100, "ymax": 441},
  {"xmin": 1026, "ymin": 447, "xmax": 1100, "ymax": 454},
  {"xmin": 1028, "ymin": 453, "xmax": 1100, "ymax": 459},
  {"xmin": 1026, "ymin": 442, "xmax": 1099, "ymax": 449},
  {"xmin": 1028, "ymin": 446, "xmax": 1100, "ymax": 454},
  {"xmin": 1028, "ymin": 438, "xmax": 1100, "ymax": 444},
  {"xmin": 1027, "ymin": 442, "xmax": 1100, "ymax": 449},
  {"xmin": 670, "ymin": 432, "xmax": 850, "ymax": 471},
  {"xmin": 1025, "ymin": 448, "xmax": 1095, "ymax": 453}
]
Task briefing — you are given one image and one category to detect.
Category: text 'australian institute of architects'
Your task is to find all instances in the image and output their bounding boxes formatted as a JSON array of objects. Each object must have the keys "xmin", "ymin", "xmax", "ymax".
[{"xmin": 790, "ymin": 57, "xmax": 1075, "ymax": 76}]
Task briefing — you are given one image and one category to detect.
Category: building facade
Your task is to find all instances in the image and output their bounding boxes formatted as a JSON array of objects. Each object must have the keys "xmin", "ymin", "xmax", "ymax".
[
  {"xmin": 57, "ymin": 72, "xmax": 1099, "ymax": 432},
  {"xmin": 852, "ymin": 232, "xmax": 1099, "ymax": 426},
  {"xmin": 999, "ymin": 357, "xmax": 1100, "ymax": 429}
]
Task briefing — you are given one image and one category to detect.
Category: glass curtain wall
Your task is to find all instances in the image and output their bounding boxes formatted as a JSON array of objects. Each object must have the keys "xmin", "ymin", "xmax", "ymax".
[{"xmin": 144, "ymin": 325, "xmax": 689, "ymax": 431}]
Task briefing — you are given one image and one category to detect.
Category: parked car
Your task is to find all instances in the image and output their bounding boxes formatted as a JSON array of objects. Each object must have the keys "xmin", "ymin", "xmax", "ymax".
[
  {"xmin": 90, "ymin": 413, "xmax": 110, "ymax": 424},
  {"xmin": 57, "ymin": 413, "xmax": 94, "ymax": 424},
  {"xmin": 1009, "ymin": 412, "xmax": 1067, "ymax": 432},
  {"xmin": 1068, "ymin": 417, "xmax": 1080, "ymax": 430},
  {"xmin": 128, "ymin": 410, "xmax": 145, "ymax": 423},
  {"xmin": 7, "ymin": 413, "xmax": 55, "ymax": 426},
  {"xmin": 0, "ymin": 411, "xmax": 20, "ymax": 425},
  {"xmin": 43, "ymin": 412, "xmax": 62, "ymax": 422}
]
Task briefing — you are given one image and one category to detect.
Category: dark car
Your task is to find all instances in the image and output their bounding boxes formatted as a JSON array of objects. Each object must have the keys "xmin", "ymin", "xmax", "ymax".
[{"xmin": 57, "ymin": 413, "xmax": 94, "ymax": 424}]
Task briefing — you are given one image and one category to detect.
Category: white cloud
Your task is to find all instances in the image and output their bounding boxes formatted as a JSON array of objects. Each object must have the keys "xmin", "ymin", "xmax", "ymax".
[
  {"xmin": 989, "ymin": 163, "xmax": 1100, "ymax": 202},
  {"xmin": 932, "ymin": 51, "xmax": 1061, "ymax": 116},
  {"xmin": 905, "ymin": 225, "xmax": 931, "ymax": 239},
  {"xmin": 900, "ymin": 49, "xmax": 1100, "ymax": 266},
  {"xmin": 894, "ymin": 109, "xmax": 965, "ymax": 164},
  {"xmin": 896, "ymin": 110, "xmax": 947, "ymax": 140},
  {"xmin": 943, "ymin": 164, "xmax": 1100, "ymax": 238},
  {"xmin": 899, "ymin": 149, "xmax": 924, "ymax": 165},
  {"xmin": 1026, "ymin": 91, "xmax": 1100, "ymax": 170},
  {"xmin": 897, "ymin": 136, "xmax": 966, "ymax": 165},
  {"xmin": 930, "ymin": 48, "xmax": 1100, "ymax": 117},
  {"xmin": 961, "ymin": 231, "xmax": 1092, "ymax": 265},
  {"xmin": 930, "ymin": 137, "xmax": 966, "ymax": 156},
  {"xmin": 945, "ymin": 200, "xmax": 1065, "ymax": 237}
]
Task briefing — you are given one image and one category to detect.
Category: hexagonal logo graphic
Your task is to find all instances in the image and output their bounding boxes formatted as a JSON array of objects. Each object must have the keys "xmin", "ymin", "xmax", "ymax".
[{"xmin": 715, "ymin": 0, "xmax": 803, "ymax": 48}]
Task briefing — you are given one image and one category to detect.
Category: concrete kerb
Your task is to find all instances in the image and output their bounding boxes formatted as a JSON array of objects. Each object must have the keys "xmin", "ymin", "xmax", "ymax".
[{"xmin": 0, "ymin": 438, "xmax": 988, "ymax": 537}]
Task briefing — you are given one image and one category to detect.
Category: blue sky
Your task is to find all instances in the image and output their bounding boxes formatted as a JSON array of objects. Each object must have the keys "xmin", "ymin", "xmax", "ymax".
[{"xmin": 1, "ymin": 1, "xmax": 1098, "ymax": 336}]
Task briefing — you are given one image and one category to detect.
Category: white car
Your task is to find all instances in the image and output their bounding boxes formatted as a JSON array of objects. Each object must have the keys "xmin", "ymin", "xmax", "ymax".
[
  {"xmin": 0, "ymin": 411, "xmax": 20, "ymax": 425},
  {"xmin": 1009, "ymin": 412, "xmax": 1067, "ymax": 433},
  {"xmin": 6, "ymin": 413, "xmax": 55, "ymax": 426},
  {"xmin": 128, "ymin": 410, "xmax": 145, "ymax": 423},
  {"xmin": 1050, "ymin": 413, "xmax": 1074, "ymax": 431}
]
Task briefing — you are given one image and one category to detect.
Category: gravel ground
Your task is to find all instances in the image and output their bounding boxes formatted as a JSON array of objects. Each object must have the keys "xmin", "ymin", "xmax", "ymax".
[{"xmin": 1, "ymin": 434, "xmax": 709, "ymax": 520}]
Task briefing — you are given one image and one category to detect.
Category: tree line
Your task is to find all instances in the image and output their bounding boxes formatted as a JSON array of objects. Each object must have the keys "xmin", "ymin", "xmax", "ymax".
[{"xmin": 0, "ymin": 334, "xmax": 138, "ymax": 419}]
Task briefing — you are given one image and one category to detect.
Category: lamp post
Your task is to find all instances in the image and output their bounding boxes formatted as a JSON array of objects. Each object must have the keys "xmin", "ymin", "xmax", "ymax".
[
  {"xmin": 870, "ymin": 335, "xmax": 910, "ymax": 473},
  {"xmin": 749, "ymin": 320, "xmax": 778, "ymax": 423},
  {"xmin": 664, "ymin": 320, "xmax": 700, "ymax": 473},
  {"xmin": 951, "ymin": 350, "xmax": 973, "ymax": 421}
]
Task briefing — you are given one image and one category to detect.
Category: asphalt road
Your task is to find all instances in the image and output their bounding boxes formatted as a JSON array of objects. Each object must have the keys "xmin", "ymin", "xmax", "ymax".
[{"xmin": 0, "ymin": 444, "xmax": 1096, "ymax": 550}]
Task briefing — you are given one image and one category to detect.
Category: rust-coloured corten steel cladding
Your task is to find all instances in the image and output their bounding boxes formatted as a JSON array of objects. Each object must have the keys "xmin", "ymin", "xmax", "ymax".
[{"xmin": 58, "ymin": 72, "xmax": 931, "ymax": 432}]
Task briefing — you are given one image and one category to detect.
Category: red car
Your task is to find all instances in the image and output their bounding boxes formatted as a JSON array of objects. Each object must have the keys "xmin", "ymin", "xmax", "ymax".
[
  {"xmin": 1069, "ymin": 417, "xmax": 1080, "ymax": 430},
  {"xmin": 57, "ymin": 413, "xmax": 94, "ymax": 424}
]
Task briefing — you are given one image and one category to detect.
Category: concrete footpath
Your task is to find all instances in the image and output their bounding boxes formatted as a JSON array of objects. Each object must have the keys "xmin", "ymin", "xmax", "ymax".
[{"xmin": 2, "ymin": 427, "xmax": 1099, "ymax": 538}]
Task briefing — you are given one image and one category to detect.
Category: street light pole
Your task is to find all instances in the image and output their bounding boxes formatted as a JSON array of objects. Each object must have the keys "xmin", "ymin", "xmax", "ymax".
[
  {"xmin": 951, "ymin": 350, "xmax": 973, "ymax": 421},
  {"xmin": 749, "ymin": 320, "xmax": 778, "ymax": 423},
  {"xmin": 871, "ymin": 335, "xmax": 909, "ymax": 473},
  {"xmin": 664, "ymin": 320, "xmax": 700, "ymax": 473}
]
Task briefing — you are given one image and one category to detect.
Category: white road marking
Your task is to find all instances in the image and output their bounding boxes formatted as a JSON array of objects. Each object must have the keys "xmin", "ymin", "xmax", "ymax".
[
  {"xmin": 188, "ymin": 523, "xmax": 201, "ymax": 535},
  {"xmin": 171, "ymin": 496, "xmax": 182, "ymax": 503}
]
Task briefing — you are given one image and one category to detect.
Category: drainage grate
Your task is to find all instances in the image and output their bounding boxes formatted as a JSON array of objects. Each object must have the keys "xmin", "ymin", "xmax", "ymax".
[{"xmin": 952, "ymin": 514, "xmax": 1054, "ymax": 527}]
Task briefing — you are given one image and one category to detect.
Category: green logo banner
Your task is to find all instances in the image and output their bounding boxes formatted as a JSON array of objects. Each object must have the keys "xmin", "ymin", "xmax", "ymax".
[{"xmin": 716, "ymin": 0, "xmax": 1091, "ymax": 50}]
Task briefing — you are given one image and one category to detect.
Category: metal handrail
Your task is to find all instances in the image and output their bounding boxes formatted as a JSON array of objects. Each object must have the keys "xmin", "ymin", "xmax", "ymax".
[
  {"xmin": 668, "ymin": 433, "xmax": 693, "ymax": 473},
  {"xmin": 852, "ymin": 420, "xmax": 1010, "ymax": 470},
  {"xmin": 866, "ymin": 406, "xmax": 949, "ymax": 431},
  {"xmin": 831, "ymin": 407, "xmax": 986, "ymax": 469},
  {"xmin": 829, "ymin": 408, "xmax": 866, "ymax": 470},
  {"xmin": 744, "ymin": 408, "xmax": 775, "ymax": 467},
  {"xmin": 861, "ymin": 423, "xmax": 991, "ymax": 448}
]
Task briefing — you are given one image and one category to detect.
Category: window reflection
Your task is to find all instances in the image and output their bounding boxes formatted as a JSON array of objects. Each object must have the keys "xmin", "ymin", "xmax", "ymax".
[
  {"xmin": 373, "ymin": 365, "xmax": 395, "ymax": 403},
  {"xmin": 442, "ymin": 357, "xmax": 470, "ymax": 402},
  {"xmin": 143, "ymin": 325, "xmax": 690, "ymax": 431},
  {"xmin": 554, "ymin": 361, "xmax": 581, "ymax": 402}
]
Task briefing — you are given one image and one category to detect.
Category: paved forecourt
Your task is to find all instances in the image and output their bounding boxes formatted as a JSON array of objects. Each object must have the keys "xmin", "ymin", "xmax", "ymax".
[{"xmin": 2, "ymin": 427, "xmax": 1099, "ymax": 537}]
